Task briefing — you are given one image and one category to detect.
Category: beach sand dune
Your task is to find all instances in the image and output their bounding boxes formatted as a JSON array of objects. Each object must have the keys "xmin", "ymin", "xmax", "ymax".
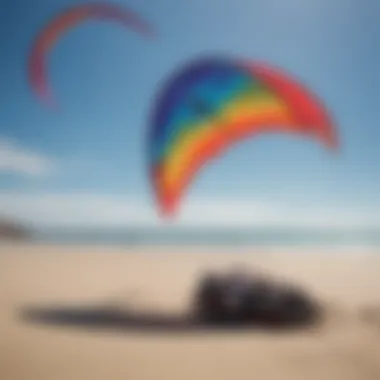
[{"xmin": 1, "ymin": 244, "xmax": 380, "ymax": 380}]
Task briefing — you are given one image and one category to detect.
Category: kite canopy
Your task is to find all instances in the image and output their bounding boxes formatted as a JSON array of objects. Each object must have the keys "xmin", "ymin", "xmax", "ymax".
[
  {"xmin": 148, "ymin": 56, "xmax": 338, "ymax": 217},
  {"xmin": 28, "ymin": 2, "xmax": 154, "ymax": 107}
]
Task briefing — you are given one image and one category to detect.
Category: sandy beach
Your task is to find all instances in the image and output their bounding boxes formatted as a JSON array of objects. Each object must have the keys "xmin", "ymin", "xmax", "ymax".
[{"xmin": 1, "ymin": 243, "xmax": 380, "ymax": 380}]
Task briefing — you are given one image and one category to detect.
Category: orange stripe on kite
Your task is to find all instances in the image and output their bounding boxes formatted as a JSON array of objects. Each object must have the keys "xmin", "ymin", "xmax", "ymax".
[{"xmin": 155, "ymin": 116, "xmax": 303, "ymax": 217}]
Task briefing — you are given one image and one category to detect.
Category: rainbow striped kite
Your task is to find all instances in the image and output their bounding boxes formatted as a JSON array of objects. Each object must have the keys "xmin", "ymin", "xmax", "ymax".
[{"xmin": 148, "ymin": 56, "xmax": 338, "ymax": 217}]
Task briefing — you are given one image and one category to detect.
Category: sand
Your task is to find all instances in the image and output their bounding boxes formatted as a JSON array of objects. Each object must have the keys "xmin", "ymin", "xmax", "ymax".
[{"xmin": 1, "ymin": 243, "xmax": 380, "ymax": 380}]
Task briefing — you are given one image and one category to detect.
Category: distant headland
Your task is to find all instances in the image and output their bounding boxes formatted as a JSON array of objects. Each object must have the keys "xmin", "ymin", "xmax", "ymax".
[{"xmin": 0, "ymin": 218, "xmax": 31, "ymax": 241}]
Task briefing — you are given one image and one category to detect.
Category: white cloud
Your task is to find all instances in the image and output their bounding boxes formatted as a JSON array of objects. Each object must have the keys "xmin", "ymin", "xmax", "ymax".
[
  {"xmin": 0, "ymin": 138, "xmax": 54, "ymax": 176},
  {"xmin": 0, "ymin": 192, "xmax": 378, "ymax": 229}
]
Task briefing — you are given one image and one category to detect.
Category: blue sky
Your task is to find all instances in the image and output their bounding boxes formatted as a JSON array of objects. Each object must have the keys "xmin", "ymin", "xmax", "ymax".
[{"xmin": 0, "ymin": 0, "xmax": 379, "ymax": 227}]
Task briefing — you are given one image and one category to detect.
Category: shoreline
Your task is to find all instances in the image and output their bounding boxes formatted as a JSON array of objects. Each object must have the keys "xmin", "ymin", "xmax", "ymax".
[{"xmin": 1, "ymin": 241, "xmax": 379, "ymax": 254}]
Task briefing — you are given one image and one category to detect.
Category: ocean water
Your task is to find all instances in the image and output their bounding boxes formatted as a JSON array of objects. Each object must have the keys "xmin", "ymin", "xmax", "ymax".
[{"xmin": 32, "ymin": 227, "xmax": 380, "ymax": 249}]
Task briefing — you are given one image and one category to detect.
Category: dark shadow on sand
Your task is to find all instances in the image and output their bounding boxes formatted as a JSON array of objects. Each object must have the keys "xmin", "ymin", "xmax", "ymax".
[{"xmin": 19, "ymin": 304, "xmax": 319, "ymax": 335}]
